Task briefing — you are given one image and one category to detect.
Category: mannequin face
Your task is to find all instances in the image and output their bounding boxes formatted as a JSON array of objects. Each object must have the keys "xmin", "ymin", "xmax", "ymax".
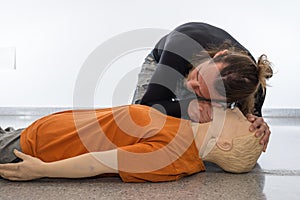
[
  {"xmin": 197, "ymin": 107, "xmax": 263, "ymax": 173},
  {"xmin": 193, "ymin": 107, "xmax": 253, "ymax": 156},
  {"xmin": 214, "ymin": 107, "xmax": 252, "ymax": 151}
]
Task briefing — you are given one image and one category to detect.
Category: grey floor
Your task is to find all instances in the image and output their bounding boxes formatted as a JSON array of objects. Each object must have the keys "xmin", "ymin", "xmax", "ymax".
[{"xmin": 0, "ymin": 110, "xmax": 300, "ymax": 200}]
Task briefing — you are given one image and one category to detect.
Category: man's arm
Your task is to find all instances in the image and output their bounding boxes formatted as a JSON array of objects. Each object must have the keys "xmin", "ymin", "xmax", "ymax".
[
  {"xmin": 0, "ymin": 149, "xmax": 118, "ymax": 181},
  {"xmin": 140, "ymin": 31, "xmax": 198, "ymax": 119}
]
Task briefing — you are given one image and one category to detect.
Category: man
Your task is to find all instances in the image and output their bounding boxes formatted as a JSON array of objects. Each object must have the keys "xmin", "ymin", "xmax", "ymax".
[{"xmin": 132, "ymin": 22, "xmax": 272, "ymax": 151}]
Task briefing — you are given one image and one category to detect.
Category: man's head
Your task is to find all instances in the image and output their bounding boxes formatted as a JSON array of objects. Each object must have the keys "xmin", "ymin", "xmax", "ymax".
[
  {"xmin": 202, "ymin": 107, "xmax": 264, "ymax": 173},
  {"xmin": 186, "ymin": 50, "xmax": 273, "ymax": 115}
]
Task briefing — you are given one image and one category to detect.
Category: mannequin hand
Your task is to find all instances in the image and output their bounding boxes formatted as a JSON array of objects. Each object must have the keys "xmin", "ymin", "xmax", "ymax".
[
  {"xmin": 246, "ymin": 114, "xmax": 271, "ymax": 152},
  {"xmin": 0, "ymin": 150, "xmax": 45, "ymax": 181},
  {"xmin": 188, "ymin": 99, "xmax": 222, "ymax": 123}
]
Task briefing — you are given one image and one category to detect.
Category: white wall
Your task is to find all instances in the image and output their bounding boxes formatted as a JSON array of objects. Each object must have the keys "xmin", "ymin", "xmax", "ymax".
[{"xmin": 0, "ymin": 0, "xmax": 298, "ymax": 108}]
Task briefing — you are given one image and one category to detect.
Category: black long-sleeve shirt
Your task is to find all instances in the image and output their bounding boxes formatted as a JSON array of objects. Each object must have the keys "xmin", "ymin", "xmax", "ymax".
[{"xmin": 140, "ymin": 22, "xmax": 264, "ymax": 118}]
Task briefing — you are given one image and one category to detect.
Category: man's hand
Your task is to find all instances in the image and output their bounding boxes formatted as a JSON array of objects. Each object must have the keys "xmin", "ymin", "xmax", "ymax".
[
  {"xmin": 246, "ymin": 114, "xmax": 271, "ymax": 152},
  {"xmin": 0, "ymin": 150, "xmax": 45, "ymax": 181}
]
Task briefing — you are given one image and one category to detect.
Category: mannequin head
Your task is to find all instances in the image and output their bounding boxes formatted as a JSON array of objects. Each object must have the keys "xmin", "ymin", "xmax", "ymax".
[{"xmin": 196, "ymin": 107, "xmax": 264, "ymax": 173}]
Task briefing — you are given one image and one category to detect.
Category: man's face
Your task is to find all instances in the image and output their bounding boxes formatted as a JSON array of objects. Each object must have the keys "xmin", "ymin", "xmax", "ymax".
[{"xmin": 186, "ymin": 60, "xmax": 227, "ymax": 101}]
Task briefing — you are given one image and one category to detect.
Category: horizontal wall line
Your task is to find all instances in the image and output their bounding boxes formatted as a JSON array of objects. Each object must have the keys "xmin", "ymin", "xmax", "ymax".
[
  {"xmin": 0, "ymin": 107, "xmax": 300, "ymax": 118},
  {"xmin": 0, "ymin": 107, "xmax": 73, "ymax": 116},
  {"xmin": 262, "ymin": 108, "xmax": 300, "ymax": 118}
]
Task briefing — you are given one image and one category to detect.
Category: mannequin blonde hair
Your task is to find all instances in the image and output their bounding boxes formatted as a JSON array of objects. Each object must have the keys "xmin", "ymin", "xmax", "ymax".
[{"xmin": 203, "ymin": 134, "xmax": 263, "ymax": 173}]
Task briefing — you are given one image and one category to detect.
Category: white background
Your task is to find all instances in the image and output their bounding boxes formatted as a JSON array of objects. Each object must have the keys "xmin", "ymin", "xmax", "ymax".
[{"xmin": 0, "ymin": 0, "xmax": 298, "ymax": 108}]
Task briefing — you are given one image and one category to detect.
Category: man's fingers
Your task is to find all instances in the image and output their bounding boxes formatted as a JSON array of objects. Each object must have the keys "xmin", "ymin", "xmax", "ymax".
[
  {"xmin": 260, "ymin": 127, "xmax": 271, "ymax": 152},
  {"xmin": 246, "ymin": 114, "xmax": 256, "ymax": 123},
  {"xmin": 247, "ymin": 114, "xmax": 258, "ymax": 131},
  {"xmin": 246, "ymin": 115, "xmax": 271, "ymax": 153},
  {"xmin": 249, "ymin": 117, "xmax": 264, "ymax": 132},
  {"xmin": 263, "ymin": 140, "xmax": 269, "ymax": 152},
  {"xmin": 255, "ymin": 121, "xmax": 269, "ymax": 137},
  {"xmin": 253, "ymin": 121, "xmax": 271, "ymax": 152}
]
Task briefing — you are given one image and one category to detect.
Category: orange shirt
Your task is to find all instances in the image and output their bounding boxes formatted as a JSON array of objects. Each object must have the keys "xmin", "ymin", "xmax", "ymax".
[{"xmin": 20, "ymin": 105, "xmax": 205, "ymax": 182}]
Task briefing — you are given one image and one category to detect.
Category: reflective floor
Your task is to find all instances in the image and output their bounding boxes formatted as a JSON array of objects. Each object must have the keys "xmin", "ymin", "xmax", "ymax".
[{"xmin": 0, "ymin": 111, "xmax": 299, "ymax": 200}]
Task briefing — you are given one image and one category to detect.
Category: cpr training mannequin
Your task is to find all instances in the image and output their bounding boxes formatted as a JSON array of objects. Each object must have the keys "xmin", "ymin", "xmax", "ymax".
[{"xmin": 0, "ymin": 105, "xmax": 263, "ymax": 182}]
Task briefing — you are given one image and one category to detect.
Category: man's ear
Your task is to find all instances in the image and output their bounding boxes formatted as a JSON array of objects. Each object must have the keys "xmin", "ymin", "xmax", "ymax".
[
  {"xmin": 216, "ymin": 138, "xmax": 233, "ymax": 151},
  {"xmin": 213, "ymin": 49, "xmax": 229, "ymax": 58}
]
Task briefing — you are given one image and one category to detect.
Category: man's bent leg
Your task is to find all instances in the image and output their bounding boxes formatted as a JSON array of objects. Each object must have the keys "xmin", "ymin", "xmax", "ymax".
[{"xmin": 131, "ymin": 53, "xmax": 157, "ymax": 104}]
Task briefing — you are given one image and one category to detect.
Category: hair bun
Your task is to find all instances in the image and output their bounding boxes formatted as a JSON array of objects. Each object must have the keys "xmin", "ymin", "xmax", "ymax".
[{"xmin": 257, "ymin": 54, "xmax": 273, "ymax": 88}]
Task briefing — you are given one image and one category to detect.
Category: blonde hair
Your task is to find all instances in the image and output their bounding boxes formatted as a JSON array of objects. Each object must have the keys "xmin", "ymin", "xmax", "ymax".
[{"xmin": 203, "ymin": 134, "xmax": 263, "ymax": 173}]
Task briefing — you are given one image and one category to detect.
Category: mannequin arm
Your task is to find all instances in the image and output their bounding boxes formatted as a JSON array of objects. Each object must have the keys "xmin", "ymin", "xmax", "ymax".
[{"xmin": 0, "ymin": 149, "xmax": 118, "ymax": 181}]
